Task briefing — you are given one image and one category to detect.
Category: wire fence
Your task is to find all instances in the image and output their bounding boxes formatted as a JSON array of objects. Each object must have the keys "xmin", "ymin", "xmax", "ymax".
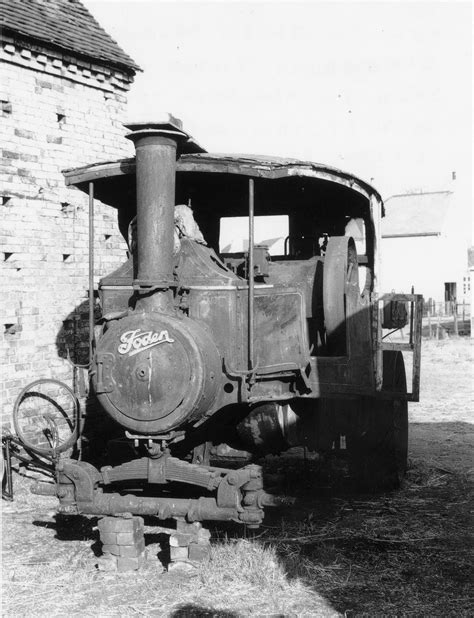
[
  {"xmin": 423, "ymin": 300, "xmax": 471, "ymax": 338},
  {"xmin": 423, "ymin": 299, "xmax": 470, "ymax": 319}
]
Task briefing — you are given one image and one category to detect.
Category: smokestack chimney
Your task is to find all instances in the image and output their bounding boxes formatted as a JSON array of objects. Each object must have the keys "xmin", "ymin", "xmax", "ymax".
[{"xmin": 125, "ymin": 116, "xmax": 188, "ymax": 311}]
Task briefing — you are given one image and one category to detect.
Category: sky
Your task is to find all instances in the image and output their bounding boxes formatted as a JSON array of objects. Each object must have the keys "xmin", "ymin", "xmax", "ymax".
[{"xmin": 83, "ymin": 0, "xmax": 472, "ymax": 238}]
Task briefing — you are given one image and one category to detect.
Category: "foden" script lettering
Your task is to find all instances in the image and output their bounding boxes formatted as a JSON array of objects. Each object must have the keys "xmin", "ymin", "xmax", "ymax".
[{"xmin": 117, "ymin": 329, "xmax": 175, "ymax": 357}]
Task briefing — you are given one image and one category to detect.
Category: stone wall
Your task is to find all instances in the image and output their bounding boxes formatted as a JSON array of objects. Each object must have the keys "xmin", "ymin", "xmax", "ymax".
[{"xmin": 0, "ymin": 36, "xmax": 135, "ymax": 425}]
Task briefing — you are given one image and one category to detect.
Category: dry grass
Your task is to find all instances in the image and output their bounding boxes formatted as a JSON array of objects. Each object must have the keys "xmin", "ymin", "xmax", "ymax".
[
  {"xmin": 409, "ymin": 337, "xmax": 473, "ymax": 424},
  {"xmin": 2, "ymin": 338, "xmax": 473, "ymax": 616},
  {"xmin": 2, "ymin": 476, "xmax": 333, "ymax": 617},
  {"xmin": 262, "ymin": 460, "xmax": 473, "ymax": 616},
  {"xmin": 3, "ymin": 459, "xmax": 472, "ymax": 617}
]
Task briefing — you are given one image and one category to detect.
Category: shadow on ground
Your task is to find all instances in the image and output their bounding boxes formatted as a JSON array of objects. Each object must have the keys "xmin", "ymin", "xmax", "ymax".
[{"xmin": 245, "ymin": 420, "xmax": 473, "ymax": 616}]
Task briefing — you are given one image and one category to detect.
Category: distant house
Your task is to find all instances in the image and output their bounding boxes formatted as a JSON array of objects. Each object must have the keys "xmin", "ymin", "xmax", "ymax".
[
  {"xmin": 380, "ymin": 190, "xmax": 470, "ymax": 304},
  {"xmin": 0, "ymin": 0, "xmax": 140, "ymax": 423}
]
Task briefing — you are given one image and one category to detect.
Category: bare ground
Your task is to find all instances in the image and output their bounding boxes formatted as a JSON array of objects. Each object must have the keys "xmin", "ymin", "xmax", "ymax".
[{"xmin": 2, "ymin": 338, "xmax": 473, "ymax": 616}]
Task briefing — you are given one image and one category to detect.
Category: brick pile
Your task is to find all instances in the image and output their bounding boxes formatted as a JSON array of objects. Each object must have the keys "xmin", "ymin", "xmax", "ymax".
[
  {"xmin": 98, "ymin": 515, "xmax": 146, "ymax": 572},
  {"xmin": 168, "ymin": 519, "xmax": 211, "ymax": 570},
  {"xmin": 97, "ymin": 515, "xmax": 212, "ymax": 573}
]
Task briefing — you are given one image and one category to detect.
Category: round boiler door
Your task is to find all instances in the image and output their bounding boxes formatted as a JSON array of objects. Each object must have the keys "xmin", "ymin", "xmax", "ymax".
[{"xmin": 99, "ymin": 315, "xmax": 194, "ymax": 426}]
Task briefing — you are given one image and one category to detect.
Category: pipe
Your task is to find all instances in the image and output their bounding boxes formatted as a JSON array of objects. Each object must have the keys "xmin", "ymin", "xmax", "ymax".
[
  {"xmin": 125, "ymin": 121, "xmax": 188, "ymax": 310},
  {"xmin": 248, "ymin": 178, "xmax": 255, "ymax": 370},
  {"xmin": 80, "ymin": 493, "xmax": 239, "ymax": 522},
  {"xmin": 88, "ymin": 181, "xmax": 94, "ymax": 360}
]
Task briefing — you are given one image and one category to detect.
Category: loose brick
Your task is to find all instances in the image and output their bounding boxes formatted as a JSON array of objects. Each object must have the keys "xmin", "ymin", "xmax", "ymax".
[
  {"xmin": 188, "ymin": 542, "xmax": 210, "ymax": 562},
  {"xmin": 98, "ymin": 516, "xmax": 143, "ymax": 533},
  {"xmin": 116, "ymin": 531, "xmax": 143, "ymax": 545},
  {"xmin": 198, "ymin": 528, "xmax": 212, "ymax": 543},
  {"xmin": 101, "ymin": 543, "xmax": 120, "ymax": 556},
  {"xmin": 170, "ymin": 546, "xmax": 189, "ymax": 561},
  {"xmin": 176, "ymin": 519, "xmax": 202, "ymax": 533},
  {"xmin": 96, "ymin": 554, "xmax": 117, "ymax": 572},
  {"xmin": 98, "ymin": 532, "xmax": 117, "ymax": 545},
  {"xmin": 169, "ymin": 533, "xmax": 194, "ymax": 547},
  {"xmin": 118, "ymin": 541, "xmax": 145, "ymax": 558},
  {"xmin": 116, "ymin": 555, "xmax": 144, "ymax": 572}
]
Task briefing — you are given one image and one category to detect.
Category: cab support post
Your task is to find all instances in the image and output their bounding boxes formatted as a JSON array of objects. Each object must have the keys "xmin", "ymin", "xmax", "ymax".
[
  {"xmin": 88, "ymin": 181, "xmax": 94, "ymax": 360},
  {"xmin": 248, "ymin": 178, "xmax": 255, "ymax": 371}
]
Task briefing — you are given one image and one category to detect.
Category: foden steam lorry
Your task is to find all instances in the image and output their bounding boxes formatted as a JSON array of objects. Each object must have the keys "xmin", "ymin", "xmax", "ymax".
[{"xmin": 26, "ymin": 117, "xmax": 422, "ymax": 568}]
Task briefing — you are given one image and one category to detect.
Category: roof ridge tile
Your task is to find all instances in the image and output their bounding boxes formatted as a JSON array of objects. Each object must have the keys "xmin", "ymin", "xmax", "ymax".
[{"xmin": 0, "ymin": 0, "xmax": 140, "ymax": 73}]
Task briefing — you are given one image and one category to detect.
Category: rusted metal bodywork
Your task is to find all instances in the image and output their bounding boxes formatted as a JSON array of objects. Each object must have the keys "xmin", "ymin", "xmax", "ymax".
[{"xmin": 50, "ymin": 118, "xmax": 423, "ymax": 526}]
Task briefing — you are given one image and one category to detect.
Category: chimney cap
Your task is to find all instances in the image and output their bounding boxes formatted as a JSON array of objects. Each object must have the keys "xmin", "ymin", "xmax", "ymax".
[
  {"xmin": 124, "ymin": 113, "xmax": 184, "ymax": 133},
  {"xmin": 124, "ymin": 114, "xmax": 207, "ymax": 155}
]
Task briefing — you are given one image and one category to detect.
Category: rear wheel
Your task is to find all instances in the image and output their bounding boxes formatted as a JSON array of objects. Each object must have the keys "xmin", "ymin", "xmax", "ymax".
[{"xmin": 349, "ymin": 351, "xmax": 408, "ymax": 491}]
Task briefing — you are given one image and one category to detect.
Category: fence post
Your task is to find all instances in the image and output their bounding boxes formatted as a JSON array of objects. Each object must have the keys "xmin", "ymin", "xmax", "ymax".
[
  {"xmin": 453, "ymin": 300, "xmax": 459, "ymax": 336},
  {"xmin": 428, "ymin": 310, "xmax": 432, "ymax": 339}
]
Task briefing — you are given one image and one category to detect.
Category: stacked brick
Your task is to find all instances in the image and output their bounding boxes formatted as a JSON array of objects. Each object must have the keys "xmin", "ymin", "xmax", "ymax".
[
  {"xmin": 97, "ymin": 515, "xmax": 212, "ymax": 573},
  {"xmin": 98, "ymin": 515, "xmax": 146, "ymax": 572},
  {"xmin": 168, "ymin": 519, "xmax": 211, "ymax": 571},
  {"xmin": 0, "ymin": 29, "xmax": 136, "ymax": 425}
]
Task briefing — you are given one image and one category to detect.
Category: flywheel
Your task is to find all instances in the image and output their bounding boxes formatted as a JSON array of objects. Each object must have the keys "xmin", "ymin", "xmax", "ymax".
[{"xmin": 322, "ymin": 236, "xmax": 360, "ymax": 355}]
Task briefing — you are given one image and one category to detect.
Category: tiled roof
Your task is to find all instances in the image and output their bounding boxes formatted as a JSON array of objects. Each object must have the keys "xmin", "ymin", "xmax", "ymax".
[
  {"xmin": 382, "ymin": 191, "xmax": 452, "ymax": 237},
  {"xmin": 0, "ymin": 0, "xmax": 140, "ymax": 72}
]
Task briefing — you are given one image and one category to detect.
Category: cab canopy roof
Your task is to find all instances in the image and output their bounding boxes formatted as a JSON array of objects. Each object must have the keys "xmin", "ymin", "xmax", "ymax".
[{"xmin": 64, "ymin": 153, "xmax": 383, "ymax": 218}]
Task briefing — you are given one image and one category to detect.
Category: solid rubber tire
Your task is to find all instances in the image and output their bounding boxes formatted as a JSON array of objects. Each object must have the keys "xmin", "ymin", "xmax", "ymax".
[{"xmin": 349, "ymin": 351, "xmax": 409, "ymax": 492}]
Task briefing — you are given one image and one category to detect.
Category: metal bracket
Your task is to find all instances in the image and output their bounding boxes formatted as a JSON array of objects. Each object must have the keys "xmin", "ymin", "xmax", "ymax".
[
  {"xmin": 216, "ymin": 464, "xmax": 263, "ymax": 510},
  {"xmin": 95, "ymin": 353, "xmax": 114, "ymax": 393},
  {"xmin": 133, "ymin": 277, "xmax": 177, "ymax": 292},
  {"xmin": 57, "ymin": 459, "xmax": 102, "ymax": 513},
  {"xmin": 380, "ymin": 293, "xmax": 424, "ymax": 402}
]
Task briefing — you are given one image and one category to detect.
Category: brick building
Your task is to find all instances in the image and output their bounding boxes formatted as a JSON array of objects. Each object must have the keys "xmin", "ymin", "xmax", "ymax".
[{"xmin": 0, "ymin": 0, "xmax": 140, "ymax": 424}]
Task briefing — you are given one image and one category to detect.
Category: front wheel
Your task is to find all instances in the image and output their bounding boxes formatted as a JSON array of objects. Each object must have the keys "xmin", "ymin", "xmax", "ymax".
[{"xmin": 349, "ymin": 351, "xmax": 408, "ymax": 491}]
